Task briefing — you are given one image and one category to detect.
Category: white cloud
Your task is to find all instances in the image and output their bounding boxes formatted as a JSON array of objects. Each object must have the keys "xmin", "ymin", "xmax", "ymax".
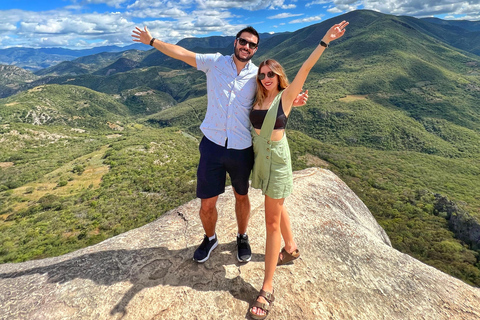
[
  {"xmin": 0, "ymin": 8, "xmax": 137, "ymax": 48},
  {"xmin": 306, "ymin": 0, "xmax": 330, "ymax": 7},
  {"xmin": 128, "ymin": 7, "xmax": 188, "ymax": 19},
  {"xmin": 363, "ymin": 0, "xmax": 480, "ymax": 19},
  {"xmin": 290, "ymin": 15, "xmax": 323, "ymax": 24},
  {"xmin": 268, "ymin": 13, "xmax": 303, "ymax": 19},
  {"xmin": 40, "ymin": 37, "xmax": 69, "ymax": 47},
  {"xmin": 195, "ymin": 0, "xmax": 295, "ymax": 10},
  {"xmin": 327, "ymin": 7, "xmax": 344, "ymax": 13},
  {"xmin": 308, "ymin": 0, "xmax": 480, "ymax": 20},
  {"xmin": 82, "ymin": 0, "xmax": 131, "ymax": 8},
  {"xmin": 0, "ymin": 23, "xmax": 16, "ymax": 32},
  {"xmin": 18, "ymin": 13, "xmax": 132, "ymax": 35}
]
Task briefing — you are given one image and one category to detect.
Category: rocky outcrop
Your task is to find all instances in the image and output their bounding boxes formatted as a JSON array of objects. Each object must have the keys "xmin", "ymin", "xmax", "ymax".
[
  {"xmin": 0, "ymin": 168, "xmax": 479, "ymax": 320},
  {"xmin": 0, "ymin": 64, "xmax": 38, "ymax": 86},
  {"xmin": 434, "ymin": 194, "xmax": 480, "ymax": 250}
]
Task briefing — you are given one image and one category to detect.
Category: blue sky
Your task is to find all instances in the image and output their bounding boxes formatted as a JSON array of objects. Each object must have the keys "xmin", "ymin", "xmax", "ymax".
[{"xmin": 0, "ymin": 0, "xmax": 479, "ymax": 49}]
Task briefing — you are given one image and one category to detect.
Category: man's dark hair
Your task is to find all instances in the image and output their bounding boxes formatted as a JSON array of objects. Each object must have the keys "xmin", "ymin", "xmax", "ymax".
[{"xmin": 236, "ymin": 26, "xmax": 260, "ymax": 45}]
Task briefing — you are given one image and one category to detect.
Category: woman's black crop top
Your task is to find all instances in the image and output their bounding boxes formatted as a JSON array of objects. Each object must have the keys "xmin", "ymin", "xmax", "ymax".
[{"xmin": 250, "ymin": 100, "xmax": 288, "ymax": 130}]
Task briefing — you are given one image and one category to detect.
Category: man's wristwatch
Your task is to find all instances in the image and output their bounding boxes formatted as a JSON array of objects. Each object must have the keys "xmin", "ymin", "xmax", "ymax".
[
  {"xmin": 149, "ymin": 38, "xmax": 156, "ymax": 46},
  {"xmin": 320, "ymin": 40, "xmax": 329, "ymax": 48}
]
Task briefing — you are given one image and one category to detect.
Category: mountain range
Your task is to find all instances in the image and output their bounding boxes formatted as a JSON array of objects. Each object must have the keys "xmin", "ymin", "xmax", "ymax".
[{"xmin": 0, "ymin": 10, "xmax": 479, "ymax": 287}]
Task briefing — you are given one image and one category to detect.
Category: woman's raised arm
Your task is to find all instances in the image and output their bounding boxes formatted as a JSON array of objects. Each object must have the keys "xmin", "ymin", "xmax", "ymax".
[{"xmin": 282, "ymin": 20, "xmax": 349, "ymax": 113}]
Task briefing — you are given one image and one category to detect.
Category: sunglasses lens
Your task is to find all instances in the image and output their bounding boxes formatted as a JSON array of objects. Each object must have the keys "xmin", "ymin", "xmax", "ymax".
[
  {"xmin": 267, "ymin": 71, "xmax": 275, "ymax": 78},
  {"xmin": 258, "ymin": 73, "xmax": 265, "ymax": 80},
  {"xmin": 237, "ymin": 38, "xmax": 257, "ymax": 49}
]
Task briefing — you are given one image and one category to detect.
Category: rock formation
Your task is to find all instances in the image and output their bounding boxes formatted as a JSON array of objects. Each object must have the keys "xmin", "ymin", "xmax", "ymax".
[{"xmin": 0, "ymin": 168, "xmax": 479, "ymax": 320}]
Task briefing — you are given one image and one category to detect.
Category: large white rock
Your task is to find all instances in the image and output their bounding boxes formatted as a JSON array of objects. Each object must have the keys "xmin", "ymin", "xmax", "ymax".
[{"xmin": 0, "ymin": 168, "xmax": 479, "ymax": 320}]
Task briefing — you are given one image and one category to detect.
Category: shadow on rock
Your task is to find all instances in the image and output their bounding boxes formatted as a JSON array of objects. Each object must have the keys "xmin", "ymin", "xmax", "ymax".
[{"xmin": 0, "ymin": 241, "xmax": 264, "ymax": 317}]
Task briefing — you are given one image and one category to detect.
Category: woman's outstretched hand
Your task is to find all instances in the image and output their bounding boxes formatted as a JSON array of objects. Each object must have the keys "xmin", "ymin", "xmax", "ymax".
[
  {"xmin": 323, "ymin": 20, "xmax": 349, "ymax": 44},
  {"xmin": 293, "ymin": 89, "xmax": 308, "ymax": 107}
]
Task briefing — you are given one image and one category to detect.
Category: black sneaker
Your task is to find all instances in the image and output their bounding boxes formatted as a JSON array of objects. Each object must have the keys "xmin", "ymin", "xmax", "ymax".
[
  {"xmin": 193, "ymin": 234, "xmax": 218, "ymax": 263},
  {"xmin": 236, "ymin": 234, "xmax": 252, "ymax": 262}
]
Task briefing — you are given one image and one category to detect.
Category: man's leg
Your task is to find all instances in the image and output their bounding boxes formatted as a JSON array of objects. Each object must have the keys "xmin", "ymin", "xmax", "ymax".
[
  {"xmin": 194, "ymin": 196, "xmax": 220, "ymax": 263},
  {"xmin": 234, "ymin": 189, "xmax": 250, "ymax": 235},
  {"xmin": 233, "ymin": 188, "xmax": 252, "ymax": 262},
  {"xmin": 200, "ymin": 196, "xmax": 219, "ymax": 237},
  {"xmin": 227, "ymin": 145, "xmax": 254, "ymax": 262},
  {"xmin": 194, "ymin": 137, "xmax": 225, "ymax": 263},
  {"xmin": 227, "ymin": 145, "xmax": 253, "ymax": 234}
]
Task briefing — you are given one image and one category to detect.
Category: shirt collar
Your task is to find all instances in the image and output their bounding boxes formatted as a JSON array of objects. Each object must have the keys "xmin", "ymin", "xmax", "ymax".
[{"xmin": 229, "ymin": 54, "xmax": 254, "ymax": 72}]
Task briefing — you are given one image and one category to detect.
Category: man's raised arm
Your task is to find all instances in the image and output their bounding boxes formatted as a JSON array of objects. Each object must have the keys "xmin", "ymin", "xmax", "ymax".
[{"xmin": 132, "ymin": 26, "xmax": 197, "ymax": 68}]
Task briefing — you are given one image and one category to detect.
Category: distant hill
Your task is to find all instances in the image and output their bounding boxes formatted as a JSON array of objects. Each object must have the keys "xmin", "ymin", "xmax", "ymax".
[
  {"xmin": 0, "ymin": 84, "xmax": 130, "ymax": 128},
  {"xmin": 422, "ymin": 17, "xmax": 480, "ymax": 31},
  {"xmin": 0, "ymin": 44, "xmax": 148, "ymax": 71},
  {"xmin": 93, "ymin": 58, "xmax": 140, "ymax": 76},
  {"xmin": 0, "ymin": 65, "xmax": 38, "ymax": 85},
  {"xmin": 0, "ymin": 65, "xmax": 39, "ymax": 98},
  {"xmin": 35, "ymin": 50, "xmax": 146, "ymax": 77}
]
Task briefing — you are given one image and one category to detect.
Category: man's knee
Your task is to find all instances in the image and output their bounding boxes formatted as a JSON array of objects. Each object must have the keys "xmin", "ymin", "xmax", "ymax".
[
  {"xmin": 233, "ymin": 189, "xmax": 249, "ymax": 203},
  {"xmin": 200, "ymin": 196, "xmax": 218, "ymax": 213}
]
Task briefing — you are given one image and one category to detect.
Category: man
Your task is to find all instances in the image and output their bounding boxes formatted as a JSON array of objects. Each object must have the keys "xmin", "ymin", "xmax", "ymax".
[{"xmin": 132, "ymin": 25, "xmax": 307, "ymax": 263}]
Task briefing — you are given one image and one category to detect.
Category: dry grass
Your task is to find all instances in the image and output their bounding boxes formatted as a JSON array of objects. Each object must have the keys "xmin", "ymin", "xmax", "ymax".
[
  {"xmin": 339, "ymin": 95, "xmax": 368, "ymax": 102},
  {"xmin": 0, "ymin": 162, "xmax": 14, "ymax": 168},
  {"xmin": 9, "ymin": 145, "xmax": 110, "ymax": 212}
]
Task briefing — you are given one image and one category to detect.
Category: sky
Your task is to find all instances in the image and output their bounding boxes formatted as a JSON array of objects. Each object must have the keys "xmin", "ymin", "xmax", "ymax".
[{"xmin": 0, "ymin": 0, "xmax": 479, "ymax": 50}]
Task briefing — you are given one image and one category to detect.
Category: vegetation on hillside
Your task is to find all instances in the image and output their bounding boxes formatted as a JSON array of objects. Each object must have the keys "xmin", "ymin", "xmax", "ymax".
[{"xmin": 0, "ymin": 126, "xmax": 198, "ymax": 262}]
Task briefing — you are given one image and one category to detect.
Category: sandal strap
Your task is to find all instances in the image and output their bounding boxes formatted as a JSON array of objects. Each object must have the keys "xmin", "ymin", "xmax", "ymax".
[
  {"xmin": 252, "ymin": 300, "xmax": 271, "ymax": 312},
  {"xmin": 278, "ymin": 247, "xmax": 300, "ymax": 265},
  {"xmin": 259, "ymin": 289, "xmax": 275, "ymax": 303}
]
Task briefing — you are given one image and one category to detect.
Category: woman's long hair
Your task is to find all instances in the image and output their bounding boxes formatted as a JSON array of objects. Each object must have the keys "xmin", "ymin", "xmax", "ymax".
[{"xmin": 254, "ymin": 59, "xmax": 289, "ymax": 108}]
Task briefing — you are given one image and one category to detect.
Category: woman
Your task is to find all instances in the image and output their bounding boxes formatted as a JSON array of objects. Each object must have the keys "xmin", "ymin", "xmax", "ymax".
[{"xmin": 248, "ymin": 21, "xmax": 348, "ymax": 319}]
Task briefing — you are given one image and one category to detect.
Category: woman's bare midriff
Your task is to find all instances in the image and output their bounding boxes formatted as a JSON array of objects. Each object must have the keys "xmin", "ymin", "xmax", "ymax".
[{"xmin": 254, "ymin": 128, "xmax": 285, "ymax": 141}]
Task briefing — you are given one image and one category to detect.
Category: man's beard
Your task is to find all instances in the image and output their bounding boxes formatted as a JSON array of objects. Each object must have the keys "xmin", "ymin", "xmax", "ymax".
[{"xmin": 234, "ymin": 44, "xmax": 255, "ymax": 63}]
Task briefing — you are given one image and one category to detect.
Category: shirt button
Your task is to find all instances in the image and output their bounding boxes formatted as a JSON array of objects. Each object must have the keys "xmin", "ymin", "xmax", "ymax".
[
  {"xmin": 267, "ymin": 140, "xmax": 271, "ymax": 144},
  {"xmin": 266, "ymin": 156, "xmax": 269, "ymax": 159},
  {"xmin": 266, "ymin": 148, "xmax": 270, "ymax": 151}
]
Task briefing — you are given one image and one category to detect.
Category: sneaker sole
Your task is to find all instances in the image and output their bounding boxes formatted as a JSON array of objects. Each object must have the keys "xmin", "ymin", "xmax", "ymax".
[
  {"xmin": 194, "ymin": 241, "xmax": 218, "ymax": 263},
  {"xmin": 237, "ymin": 251, "xmax": 252, "ymax": 263}
]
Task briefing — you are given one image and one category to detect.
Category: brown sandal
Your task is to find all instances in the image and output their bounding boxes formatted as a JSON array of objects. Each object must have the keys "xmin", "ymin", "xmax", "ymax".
[
  {"xmin": 277, "ymin": 247, "xmax": 300, "ymax": 266},
  {"xmin": 248, "ymin": 289, "xmax": 275, "ymax": 320}
]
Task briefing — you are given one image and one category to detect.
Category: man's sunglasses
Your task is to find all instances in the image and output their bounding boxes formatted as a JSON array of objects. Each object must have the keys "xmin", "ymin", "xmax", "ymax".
[
  {"xmin": 258, "ymin": 71, "xmax": 276, "ymax": 80},
  {"xmin": 236, "ymin": 37, "xmax": 258, "ymax": 49}
]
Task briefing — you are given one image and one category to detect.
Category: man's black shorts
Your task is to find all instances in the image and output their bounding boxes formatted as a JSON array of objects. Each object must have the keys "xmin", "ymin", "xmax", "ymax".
[{"xmin": 196, "ymin": 136, "xmax": 254, "ymax": 199}]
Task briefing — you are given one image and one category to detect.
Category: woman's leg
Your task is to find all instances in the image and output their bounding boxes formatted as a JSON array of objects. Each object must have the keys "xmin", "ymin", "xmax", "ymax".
[
  {"xmin": 251, "ymin": 195, "xmax": 283, "ymax": 317},
  {"xmin": 280, "ymin": 205, "xmax": 297, "ymax": 256}
]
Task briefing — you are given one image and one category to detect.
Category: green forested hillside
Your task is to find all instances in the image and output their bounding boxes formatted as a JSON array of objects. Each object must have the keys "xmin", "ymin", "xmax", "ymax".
[{"xmin": 0, "ymin": 10, "xmax": 479, "ymax": 286}]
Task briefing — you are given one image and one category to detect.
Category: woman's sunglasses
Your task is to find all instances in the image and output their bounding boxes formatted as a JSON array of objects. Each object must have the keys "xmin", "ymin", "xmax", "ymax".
[
  {"xmin": 236, "ymin": 37, "xmax": 258, "ymax": 49},
  {"xmin": 258, "ymin": 71, "xmax": 276, "ymax": 80}
]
